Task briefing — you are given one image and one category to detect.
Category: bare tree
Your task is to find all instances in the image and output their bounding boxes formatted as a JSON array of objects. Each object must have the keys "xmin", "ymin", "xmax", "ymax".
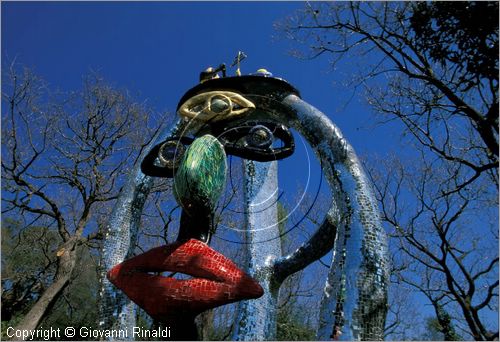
[
  {"xmin": 278, "ymin": 2, "xmax": 497, "ymax": 177},
  {"xmin": 383, "ymin": 281, "xmax": 425, "ymax": 340},
  {"xmin": 368, "ymin": 155, "xmax": 498, "ymax": 340},
  {"xmin": 1, "ymin": 65, "xmax": 159, "ymax": 334},
  {"xmin": 278, "ymin": 2, "xmax": 498, "ymax": 340}
]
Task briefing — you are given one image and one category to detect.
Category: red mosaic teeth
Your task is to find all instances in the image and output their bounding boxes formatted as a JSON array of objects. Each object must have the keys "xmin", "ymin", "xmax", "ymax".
[{"xmin": 107, "ymin": 238, "xmax": 263, "ymax": 320}]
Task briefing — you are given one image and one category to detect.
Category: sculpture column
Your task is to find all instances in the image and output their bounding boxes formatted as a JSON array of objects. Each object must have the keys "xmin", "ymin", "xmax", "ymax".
[{"xmin": 232, "ymin": 160, "xmax": 282, "ymax": 340}]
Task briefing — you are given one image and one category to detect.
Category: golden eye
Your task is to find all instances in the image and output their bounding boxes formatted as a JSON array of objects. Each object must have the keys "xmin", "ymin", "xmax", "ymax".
[{"xmin": 178, "ymin": 91, "xmax": 255, "ymax": 122}]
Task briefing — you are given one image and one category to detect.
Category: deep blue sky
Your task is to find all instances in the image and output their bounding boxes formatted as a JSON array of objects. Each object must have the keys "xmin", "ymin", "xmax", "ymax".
[
  {"xmin": 2, "ymin": 1, "xmax": 403, "ymax": 212},
  {"xmin": 2, "ymin": 1, "xmax": 398, "ymax": 150}
]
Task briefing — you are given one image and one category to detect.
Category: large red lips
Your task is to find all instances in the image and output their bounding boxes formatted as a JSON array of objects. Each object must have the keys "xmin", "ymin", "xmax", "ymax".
[{"xmin": 107, "ymin": 238, "xmax": 263, "ymax": 321}]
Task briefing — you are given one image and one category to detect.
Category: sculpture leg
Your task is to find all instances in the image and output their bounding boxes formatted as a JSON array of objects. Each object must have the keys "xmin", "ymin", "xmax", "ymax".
[
  {"xmin": 232, "ymin": 160, "xmax": 282, "ymax": 340},
  {"xmin": 280, "ymin": 95, "xmax": 389, "ymax": 340}
]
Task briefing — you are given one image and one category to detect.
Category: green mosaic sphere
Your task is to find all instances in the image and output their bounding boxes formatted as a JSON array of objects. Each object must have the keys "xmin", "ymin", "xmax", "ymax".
[{"xmin": 173, "ymin": 134, "xmax": 227, "ymax": 212}]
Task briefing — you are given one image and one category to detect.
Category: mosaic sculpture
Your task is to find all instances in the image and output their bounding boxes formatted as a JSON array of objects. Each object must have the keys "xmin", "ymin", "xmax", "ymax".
[{"xmin": 98, "ymin": 61, "xmax": 389, "ymax": 340}]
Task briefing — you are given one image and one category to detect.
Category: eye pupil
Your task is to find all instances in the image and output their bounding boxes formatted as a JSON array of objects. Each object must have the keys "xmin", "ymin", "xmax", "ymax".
[
  {"xmin": 248, "ymin": 125, "xmax": 273, "ymax": 148},
  {"xmin": 210, "ymin": 97, "xmax": 230, "ymax": 114},
  {"xmin": 161, "ymin": 145, "xmax": 177, "ymax": 160},
  {"xmin": 158, "ymin": 141, "xmax": 185, "ymax": 169}
]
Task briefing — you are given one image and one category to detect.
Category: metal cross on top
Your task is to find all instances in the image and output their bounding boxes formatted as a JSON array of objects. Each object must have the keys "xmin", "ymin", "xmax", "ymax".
[{"xmin": 231, "ymin": 51, "xmax": 247, "ymax": 76}]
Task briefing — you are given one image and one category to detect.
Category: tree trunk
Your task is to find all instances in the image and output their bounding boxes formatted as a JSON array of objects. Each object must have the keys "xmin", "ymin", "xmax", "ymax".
[{"xmin": 12, "ymin": 240, "xmax": 78, "ymax": 339}]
